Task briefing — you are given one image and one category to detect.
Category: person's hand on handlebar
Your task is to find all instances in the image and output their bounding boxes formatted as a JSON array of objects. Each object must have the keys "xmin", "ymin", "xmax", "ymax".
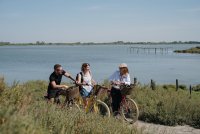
[
  {"xmin": 62, "ymin": 85, "xmax": 69, "ymax": 89},
  {"xmin": 75, "ymin": 81, "xmax": 90, "ymax": 86},
  {"xmin": 74, "ymin": 81, "xmax": 79, "ymax": 85},
  {"xmin": 111, "ymin": 81, "xmax": 124, "ymax": 85}
]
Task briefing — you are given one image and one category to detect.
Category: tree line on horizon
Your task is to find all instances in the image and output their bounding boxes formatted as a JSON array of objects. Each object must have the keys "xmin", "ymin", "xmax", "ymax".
[{"xmin": 0, "ymin": 41, "xmax": 200, "ymax": 46}]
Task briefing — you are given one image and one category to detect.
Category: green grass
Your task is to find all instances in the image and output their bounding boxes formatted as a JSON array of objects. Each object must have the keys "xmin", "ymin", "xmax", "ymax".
[
  {"xmin": 0, "ymin": 78, "xmax": 138, "ymax": 134},
  {"xmin": 174, "ymin": 46, "xmax": 200, "ymax": 54},
  {"xmin": 1, "ymin": 77, "xmax": 200, "ymax": 134},
  {"xmin": 131, "ymin": 84, "xmax": 200, "ymax": 128}
]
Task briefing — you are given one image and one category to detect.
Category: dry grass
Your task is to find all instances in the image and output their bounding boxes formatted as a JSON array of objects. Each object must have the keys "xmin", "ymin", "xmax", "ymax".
[{"xmin": 0, "ymin": 79, "xmax": 138, "ymax": 134}]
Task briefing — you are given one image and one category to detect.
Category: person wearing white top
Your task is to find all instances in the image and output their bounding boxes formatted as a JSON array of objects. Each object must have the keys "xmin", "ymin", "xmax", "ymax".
[
  {"xmin": 77, "ymin": 63, "xmax": 96, "ymax": 107},
  {"xmin": 109, "ymin": 63, "xmax": 131, "ymax": 116}
]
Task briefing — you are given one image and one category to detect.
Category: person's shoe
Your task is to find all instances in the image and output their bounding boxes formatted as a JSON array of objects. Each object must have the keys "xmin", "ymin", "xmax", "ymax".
[
  {"xmin": 114, "ymin": 114, "xmax": 121, "ymax": 119},
  {"xmin": 113, "ymin": 111, "xmax": 119, "ymax": 116},
  {"xmin": 114, "ymin": 112, "xmax": 121, "ymax": 119}
]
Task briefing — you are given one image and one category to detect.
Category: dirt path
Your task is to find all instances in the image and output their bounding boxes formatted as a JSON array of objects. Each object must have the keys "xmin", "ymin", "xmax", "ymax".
[{"xmin": 133, "ymin": 121, "xmax": 200, "ymax": 134}]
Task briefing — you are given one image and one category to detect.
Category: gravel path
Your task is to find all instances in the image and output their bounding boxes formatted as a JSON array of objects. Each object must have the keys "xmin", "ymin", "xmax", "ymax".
[{"xmin": 133, "ymin": 121, "xmax": 200, "ymax": 134}]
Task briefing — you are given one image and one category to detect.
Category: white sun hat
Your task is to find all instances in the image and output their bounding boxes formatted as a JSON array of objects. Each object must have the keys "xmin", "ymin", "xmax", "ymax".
[{"xmin": 119, "ymin": 63, "xmax": 128, "ymax": 68}]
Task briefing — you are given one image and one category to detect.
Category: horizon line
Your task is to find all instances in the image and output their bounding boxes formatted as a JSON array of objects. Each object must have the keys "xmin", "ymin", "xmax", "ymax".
[{"xmin": 1, "ymin": 40, "xmax": 200, "ymax": 44}]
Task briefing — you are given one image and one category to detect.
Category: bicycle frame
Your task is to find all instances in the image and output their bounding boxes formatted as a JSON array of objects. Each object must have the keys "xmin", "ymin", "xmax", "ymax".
[
  {"xmin": 79, "ymin": 85, "xmax": 108, "ymax": 114},
  {"xmin": 120, "ymin": 95, "xmax": 129, "ymax": 112},
  {"xmin": 85, "ymin": 95, "xmax": 97, "ymax": 113},
  {"xmin": 108, "ymin": 92, "xmax": 131, "ymax": 113}
]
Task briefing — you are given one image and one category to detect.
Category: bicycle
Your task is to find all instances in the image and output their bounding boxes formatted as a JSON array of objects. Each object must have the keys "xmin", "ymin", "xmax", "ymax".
[
  {"xmin": 78, "ymin": 84, "xmax": 111, "ymax": 117},
  {"xmin": 58, "ymin": 85, "xmax": 81, "ymax": 111},
  {"xmin": 43, "ymin": 86, "xmax": 81, "ymax": 112},
  {"xmin": 107, "ymin": 84, "xmax": 139, "ymax": 123}
]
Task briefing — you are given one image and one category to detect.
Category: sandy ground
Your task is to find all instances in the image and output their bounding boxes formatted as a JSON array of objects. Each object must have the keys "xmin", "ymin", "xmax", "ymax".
[{"xmin": 133, "ymin": 121, "xmax": 200, "ymax": 134}]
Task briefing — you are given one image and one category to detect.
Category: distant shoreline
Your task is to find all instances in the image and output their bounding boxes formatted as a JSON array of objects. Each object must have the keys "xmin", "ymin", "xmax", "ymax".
[
  {"xmin": 1, "ymin": 41, "xmax": 200, "ymax": 46},
  {"xmin": 174, "ymin": 46, "xmax": 200, "ymax": 54}
]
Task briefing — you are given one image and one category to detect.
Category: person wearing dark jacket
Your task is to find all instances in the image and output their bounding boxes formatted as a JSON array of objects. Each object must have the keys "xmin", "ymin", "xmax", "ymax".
[{"xmin": 47, "ymin": 64, "xmax": 74, "ymax": 103}]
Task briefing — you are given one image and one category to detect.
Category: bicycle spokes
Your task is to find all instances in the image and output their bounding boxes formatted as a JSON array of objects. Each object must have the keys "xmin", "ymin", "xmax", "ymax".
[{"xmin": 121, "ymin": 98, "xmax": 139, "ymax": 123}]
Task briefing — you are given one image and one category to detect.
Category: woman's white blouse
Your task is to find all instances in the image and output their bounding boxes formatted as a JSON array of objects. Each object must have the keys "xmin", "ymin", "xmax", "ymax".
[
  {"xmin": 109, "ymin": 70, "xmax": 131, "ymax": 86},
  {"xmin": 82, "ymin": 73, "xmax": 93, "ymax": 92}
]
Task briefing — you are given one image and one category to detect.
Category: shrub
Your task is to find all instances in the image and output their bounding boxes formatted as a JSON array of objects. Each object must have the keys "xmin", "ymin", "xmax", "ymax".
[
  {"xmin": 0, "ymin": 80, "xmax": 139, "ymax": 134},
  {"xmin": 193, "ymin": 84, "xmax": 200, "ymax": 91},
  {"xmin": 131, "ymin": 84, "xmax": 200, "ymax": 128},
  {"xmin": 0, "ymin": 77, "xmax": 6, "ymax": 94},
  {"xmin": 179, "ymin": 84, "xmax": 187, "ymax": 90}
]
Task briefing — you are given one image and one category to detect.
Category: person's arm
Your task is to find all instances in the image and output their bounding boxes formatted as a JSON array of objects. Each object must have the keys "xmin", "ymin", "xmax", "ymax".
[
  {"xmin": 64, "ymin": 71, "xmax": 70, "ymax": 77},
  {"xmin": 109, "ymin": 71, "xmax": 120, "ymax": 85},
  {"xmin": 50, "ymin": 81, "xmax": 68, "ymax": 89},
  {"xmin": 77, "ymin": 74, "xmax": 82, "ymax": 84},
  {"xmin": 76, "ymin": 74, "xmax": 89, "ymax": 86},
  {"xmin": 49, "ymin": 74, "xmax": 68, "ymax": 89},
  {"xmin": 63, "ymin": 70, "xmax": 76, "ymax": 82},
  {"xmin": 124, "ymin": 74, "xmax": 131, "ymax": 85},
  {"xmin": 92, "ymin": 79, "xmax": 96, "ymax": 85}
]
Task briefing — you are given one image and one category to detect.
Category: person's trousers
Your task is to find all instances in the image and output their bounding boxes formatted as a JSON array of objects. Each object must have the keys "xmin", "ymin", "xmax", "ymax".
[
  {"xmin": 47, "ymin": 88, "xmax": 64, "ymax": 104},
  {"xmin": 110, "ymin": 87, "xmax": 122, "ymax": 114}
]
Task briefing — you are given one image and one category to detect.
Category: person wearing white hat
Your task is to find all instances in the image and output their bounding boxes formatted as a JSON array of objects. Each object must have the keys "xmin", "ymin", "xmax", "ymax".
[{"xmin": 109, "ymin": 63, "xmax": 131, "ymax": 116}]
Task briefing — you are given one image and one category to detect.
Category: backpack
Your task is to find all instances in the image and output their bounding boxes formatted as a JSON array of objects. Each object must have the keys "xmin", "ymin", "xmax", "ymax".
[{"xmin": 76, "ymin": 72, "xmax": 83, "ymax": 90}]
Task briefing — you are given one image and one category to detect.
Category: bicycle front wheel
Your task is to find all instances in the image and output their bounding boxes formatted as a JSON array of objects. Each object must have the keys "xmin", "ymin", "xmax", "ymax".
[
  {"xmin": 91, "ymin": 99, "xmax": 111, "ymax": 117},
  {"xmin": 121, "ymin": 97, "xmax": 139, "ymax": 123},
  {"xmin": 64, "ymin": 100, "xmax": 81, "ymax": 112}
]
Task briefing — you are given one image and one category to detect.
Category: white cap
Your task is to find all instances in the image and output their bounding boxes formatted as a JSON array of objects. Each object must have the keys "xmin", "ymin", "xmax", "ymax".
[{"xmin": 119, "ymin": 63, "xmax": 128, "ymax": 68}]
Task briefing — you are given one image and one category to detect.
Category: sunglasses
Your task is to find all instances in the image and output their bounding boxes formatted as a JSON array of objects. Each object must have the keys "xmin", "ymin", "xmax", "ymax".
[
  {"xmin": 83, "ymin": 63, "xmax": 90, "ymax": 67},
  {"xmin": 56, "ymin": 69, "xmax": 63, "ymax": 72}
]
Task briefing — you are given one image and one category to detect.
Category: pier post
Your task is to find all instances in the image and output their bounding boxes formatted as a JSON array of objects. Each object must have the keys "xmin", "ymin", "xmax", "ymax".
[
  {"xmin": 189, "ymin": 85, "xmax": 192, "ymax": 98},
  {"xmin": 151, "ymin": 79, "xmax": 156, "ymax": 90},
  {"xmin": 176, "ymin": 79, "xmax": 179, "ymax": 91},
  {"xmin": 134, "ymin": 77, "xmax": 137, "ymax": 85}
]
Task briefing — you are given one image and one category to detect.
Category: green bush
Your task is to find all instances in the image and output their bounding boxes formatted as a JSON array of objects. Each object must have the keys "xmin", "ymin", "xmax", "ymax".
[
  {"xmin": 163, "ymin": 84, "xmax": 175, "ymax": 90},
  {"xmin": 193, "ymin": 84, "xmax": 200, "ymax": 91},
  {"xmin": 0, "ymin": 77, "xmax": 6, "ymax": 94},
  {"xmin": 179, "ymin": 84, "xmax": 187, "ymax": 90},
  {"xmin": 174, "ymin": 46, "xmax": 200, "ymax": 54},
  {"xmin": 131, "ymin": 84, "xmax": 200, "ymax": 128},
  {"xmin": 163, "ymin": 84, "xmax": 187, "ymax": 90},
  {"xmin": 1, "ymin": 79, "xmax": 200, "ymax": 133},
  {"xmin": 0, "ymin": 80, "xmax": 138, "ymax": 134}
]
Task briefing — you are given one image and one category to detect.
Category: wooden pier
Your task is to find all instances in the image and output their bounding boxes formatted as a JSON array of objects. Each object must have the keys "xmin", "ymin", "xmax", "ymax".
[{"xmin": 129, "ymin": 47, "xmax": 172, "ymax": 54}]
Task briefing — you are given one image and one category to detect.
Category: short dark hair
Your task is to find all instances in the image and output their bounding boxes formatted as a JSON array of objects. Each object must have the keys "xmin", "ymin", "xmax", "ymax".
[{"xmin": 54, "ymin": 64, "xmax": 62, "ymax": 70}]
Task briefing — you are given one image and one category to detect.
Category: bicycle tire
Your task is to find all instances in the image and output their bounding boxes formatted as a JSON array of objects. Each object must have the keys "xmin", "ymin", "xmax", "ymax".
[
  {"xmin": 120, "ymin": 97, "xmax": 139, "ymax": 123},
  {"xmin": 91, "ymin": 99, "xmax": 111, "ymax": 117},
  {"xmin": 64, "ymin": 100, "xmax": 81, "ymax": 111}
]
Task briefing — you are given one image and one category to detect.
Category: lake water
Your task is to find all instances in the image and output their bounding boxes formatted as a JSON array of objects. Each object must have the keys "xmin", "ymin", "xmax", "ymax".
[{"xmin": 0, "ymin": 44, "xmax": 200, "ymax": 85}]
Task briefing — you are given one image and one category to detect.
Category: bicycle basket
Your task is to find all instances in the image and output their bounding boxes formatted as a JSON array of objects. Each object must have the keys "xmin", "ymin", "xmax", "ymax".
[
  {"xmin": 66, "ymin": 86, "xmax": 80, "ymax": 100},
  {"xmin": 120, "ymin": 84, "xmax": 135, "ymax": 95},
  {"xmin": 93, "ymin": 85, "xmax": 107, "ymax": 97}
]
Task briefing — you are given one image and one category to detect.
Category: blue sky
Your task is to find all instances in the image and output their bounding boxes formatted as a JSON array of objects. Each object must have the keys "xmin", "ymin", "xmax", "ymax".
[{"xmin": 0, "ymin": 0, "xmax": 200, "ymax": 43}]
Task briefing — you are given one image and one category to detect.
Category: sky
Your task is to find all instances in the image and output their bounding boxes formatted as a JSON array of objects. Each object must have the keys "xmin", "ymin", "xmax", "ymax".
[{"xmin": 0, "ymin": 0, "xmax": 200, "ymax": 43}]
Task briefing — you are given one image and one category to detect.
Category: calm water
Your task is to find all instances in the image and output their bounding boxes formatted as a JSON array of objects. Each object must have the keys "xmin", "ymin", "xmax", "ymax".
[{"xmin": 0, "ymin": 44, "xmax": 200, "ymax": 85}]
